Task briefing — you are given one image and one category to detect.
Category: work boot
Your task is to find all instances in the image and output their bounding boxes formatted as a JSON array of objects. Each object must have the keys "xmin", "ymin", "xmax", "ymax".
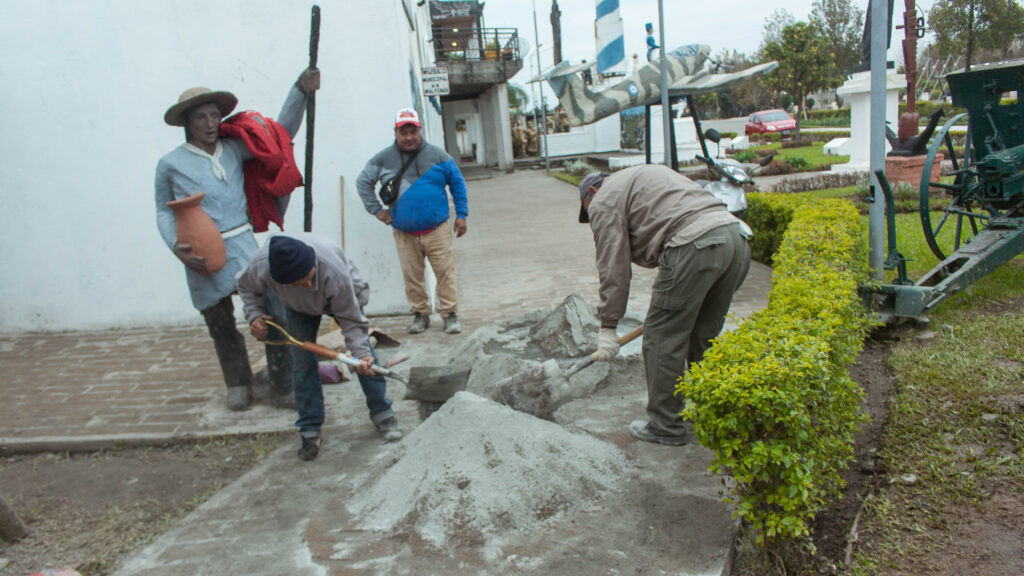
[
  {"xmin": 225, "ymin": 386, "xmax": 250, "ymax": 411},
  {"xmin": 443, "ymin": 313, "xmax": 462, "ymax": 334},
  {"xmin": 628, "ymin": 420, "xmax": 688, "ymax": 446},
  {"xmin": 375, "ymin": 417, "xmax": 403, "ymax": 442},
  {"xmin": 298, "ymin": 435, "xmax": 322, "ymax": 461},
  {"xmin": 408, "ymin": 313, "xmax": 430, "ymax": 334}
]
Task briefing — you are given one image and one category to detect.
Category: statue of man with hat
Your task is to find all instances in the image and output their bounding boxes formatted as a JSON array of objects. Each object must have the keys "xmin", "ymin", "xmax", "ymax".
[{"xmin": 154, "ymin": 67, "xmax": 319, "ymax": 411}]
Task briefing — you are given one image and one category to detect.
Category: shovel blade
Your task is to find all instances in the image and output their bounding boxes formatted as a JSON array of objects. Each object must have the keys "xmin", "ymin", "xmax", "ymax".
[{"xmin": 403, "ymin": 365, "xmax": 472, "ymax": 402}]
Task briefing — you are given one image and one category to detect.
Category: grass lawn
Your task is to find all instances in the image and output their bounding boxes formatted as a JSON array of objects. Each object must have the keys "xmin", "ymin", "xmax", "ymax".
[
  {"xmin": 783, "ymin": 187, "xmax": 1024, "ymax": 575},
  {"xmin": 750, "ymin": 142, "xmax": 849, "ymax": 171}
]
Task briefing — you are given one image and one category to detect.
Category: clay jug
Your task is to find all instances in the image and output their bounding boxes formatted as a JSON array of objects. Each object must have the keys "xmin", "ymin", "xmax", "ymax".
[{"xmin": 166, "ymin": 191, "xmax": 226, "ymax": 274}]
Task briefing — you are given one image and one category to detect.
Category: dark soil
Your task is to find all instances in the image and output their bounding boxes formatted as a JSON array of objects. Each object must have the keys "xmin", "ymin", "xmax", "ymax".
[
  {"xmin": 0, "ymin": 435, "xmax": 284, "ymax": 576},
  {"xmin": 809, "ymin": 338, "xmax": 895, "ymax": 569}
]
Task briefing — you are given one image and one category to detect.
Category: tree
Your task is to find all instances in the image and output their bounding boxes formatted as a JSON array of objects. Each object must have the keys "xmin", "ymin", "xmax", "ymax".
[
  {"xmin": 709, "ymin": 49, "xmax": 771, "ymax": 117},
  {"xmin": 763, "ymin": 22, "xmax": 837, "ymax": 120},
  {"xmin": 978, "ymin": 0, "xmax": 1024, "ymax": 59},
  {"xmin": 507, "ymin": 83, "xmax": 529, "ymax": 112},
  {"xmin": 810, "ymin": 0, "xmax": 864, "ymax": 77},
  {"xmin": 759, "ymin": 8, "xmax": 797, "ymax": 56},
  {"xmin": 930, "ymin": 0, "xmax": 1024, "ymax": 69}
]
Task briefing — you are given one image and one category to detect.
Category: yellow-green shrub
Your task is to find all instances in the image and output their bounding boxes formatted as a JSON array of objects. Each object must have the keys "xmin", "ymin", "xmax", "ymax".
[
  {"xmin": 745, "ymin": 193, "xmax": 817, "ymax": 264},
  {"xmin": 679, "ymin": 199, "xmax": 871, "ymax": 546}
]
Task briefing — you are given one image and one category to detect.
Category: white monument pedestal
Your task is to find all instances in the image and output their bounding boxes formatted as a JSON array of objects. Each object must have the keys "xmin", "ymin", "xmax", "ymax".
[{"xmin": 831, "ymin": 70, "xmax": 905, "ymax": 173}]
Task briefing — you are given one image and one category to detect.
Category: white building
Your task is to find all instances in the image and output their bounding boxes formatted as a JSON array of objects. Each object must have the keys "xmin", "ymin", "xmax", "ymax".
[{"xmin": 0, "ymin": 0, "xmax": 453, "ymax": 331}]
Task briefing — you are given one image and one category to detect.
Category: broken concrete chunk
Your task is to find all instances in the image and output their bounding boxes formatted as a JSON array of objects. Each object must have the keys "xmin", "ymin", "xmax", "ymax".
[{"xmin": 528, "ymin": 294, "xmax": 600, "ymax": 357}]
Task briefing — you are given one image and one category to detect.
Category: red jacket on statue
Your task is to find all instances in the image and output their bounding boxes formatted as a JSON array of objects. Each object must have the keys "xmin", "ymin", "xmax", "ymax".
[{"xmin": 220, "ymin": 111, "xmax": 303, "ymax": 232}]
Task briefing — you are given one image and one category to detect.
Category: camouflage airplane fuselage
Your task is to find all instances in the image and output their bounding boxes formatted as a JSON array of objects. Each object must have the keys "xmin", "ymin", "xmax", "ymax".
[{"xmin": 547, "ymin": 44, "xmax": 712, "ymax": 127}]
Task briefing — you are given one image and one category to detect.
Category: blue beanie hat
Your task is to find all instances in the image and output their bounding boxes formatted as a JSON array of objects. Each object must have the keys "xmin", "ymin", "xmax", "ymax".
[{"xmin": 268, "ymin": 236, "xmax": 316, "ymax": 284}]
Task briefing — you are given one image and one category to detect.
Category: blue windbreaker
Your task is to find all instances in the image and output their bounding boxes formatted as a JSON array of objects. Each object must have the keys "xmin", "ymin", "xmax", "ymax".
[{"xmin": 356, "ymin": 141, "xmax": 468, "ymax": 233}]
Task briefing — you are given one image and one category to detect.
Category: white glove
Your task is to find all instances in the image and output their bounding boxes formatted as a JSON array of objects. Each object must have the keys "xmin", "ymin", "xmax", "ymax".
[{"xmin": 595, "ymin": 328, "xmax": 620, "ymax": 361}]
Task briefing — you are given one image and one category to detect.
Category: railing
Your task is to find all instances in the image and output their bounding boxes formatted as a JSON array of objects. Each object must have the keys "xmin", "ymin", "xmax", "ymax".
[{"xmin": 432, "ymin": 27, "xmax": 521, "ymax": 63}]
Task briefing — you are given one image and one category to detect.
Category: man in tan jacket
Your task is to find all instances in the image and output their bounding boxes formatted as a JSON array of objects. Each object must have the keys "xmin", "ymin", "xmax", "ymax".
[{"xmin": 578, "ymin": 166, "xmax": 751, "ymax": 445}]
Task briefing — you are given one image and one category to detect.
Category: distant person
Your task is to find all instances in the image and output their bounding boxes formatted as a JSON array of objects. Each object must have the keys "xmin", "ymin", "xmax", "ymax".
[
  {"xmin": 155, "ymin": 67, "xmax": 319, "ymax": 411},
  {"xmin": 577, "ymin": 166, "xmax": 751, "ymax": 445},
  {"xmin": 356, "ymin": 109, "xmax": 469, "ymax": 335},
  {"xmin": 645, "ymin": 22, "xmax": 660, "ymax": 62},
  {"xmin": 236, "ymin": 233, "xmax": 402, "ymax": 461}
]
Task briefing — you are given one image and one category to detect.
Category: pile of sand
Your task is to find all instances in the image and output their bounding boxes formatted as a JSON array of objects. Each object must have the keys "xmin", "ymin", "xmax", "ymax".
[{"xmin": 348, "ymin": 392, "xmax": 627, "ymax": 556}]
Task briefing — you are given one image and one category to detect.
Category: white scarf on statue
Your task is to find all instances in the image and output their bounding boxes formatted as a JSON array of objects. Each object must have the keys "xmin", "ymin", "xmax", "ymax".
[{"xmin": 181, "ymin": 141, "xmax": 227, "ymax": 182}]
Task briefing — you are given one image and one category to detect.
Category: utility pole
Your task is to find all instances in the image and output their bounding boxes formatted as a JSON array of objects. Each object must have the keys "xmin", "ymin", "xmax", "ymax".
[
  {"xmin": 533, "ymin": 0, "xmax": 550, "ymax": 171},
  {"xmin": 656, "ymin": 1, "xmax": 671, "ymax": 166},
  {"xmin": 868, "ymin": 0, "xmax": 889, "ymax": 278}
]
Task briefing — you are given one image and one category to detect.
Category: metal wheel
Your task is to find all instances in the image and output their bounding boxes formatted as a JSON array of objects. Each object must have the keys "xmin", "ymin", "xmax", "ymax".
[{"xmin": 919, "ymin": 113, "xmax": 985, "ymax": 260}]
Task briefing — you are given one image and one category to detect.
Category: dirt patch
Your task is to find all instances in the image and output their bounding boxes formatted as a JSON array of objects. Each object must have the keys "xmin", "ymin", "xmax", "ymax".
[
  {"xmin": 808, "ymin": 338, "xmax": 895, "ymax": 568},
  {"xmin": 0, "ymin": 434, "xmax": 284, "ymax": 575}
]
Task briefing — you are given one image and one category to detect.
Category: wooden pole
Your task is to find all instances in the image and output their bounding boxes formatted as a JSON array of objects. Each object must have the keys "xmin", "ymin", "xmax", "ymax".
[{"xmin": 304, "ymin": 5, "xmax": 321, "ymax": 232}]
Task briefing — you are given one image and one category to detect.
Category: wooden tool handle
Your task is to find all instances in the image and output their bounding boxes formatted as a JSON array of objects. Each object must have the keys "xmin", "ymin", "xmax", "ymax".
[
  {"xmin": 618, "ymin": 324, "xmax": 644, "ymax": 346},
  {"xmin": 299, "ymin": 341, "xmax": 341, "ymax": 360}
]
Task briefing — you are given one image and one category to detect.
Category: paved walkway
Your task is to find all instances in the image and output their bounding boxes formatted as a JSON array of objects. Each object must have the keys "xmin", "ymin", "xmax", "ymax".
[
  {"xmin": 0, "ymin": 168, "xmax": 772, "ymax": 576},
  {"xmin": 0, "ymin": 168, "xmax": 769, "ymax": 454}
]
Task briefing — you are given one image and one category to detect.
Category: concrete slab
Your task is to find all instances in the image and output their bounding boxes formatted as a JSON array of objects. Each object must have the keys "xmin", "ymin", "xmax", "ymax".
[{"xmin": 2, "ymin": 168, "xmax": 772, "ymax": 575}]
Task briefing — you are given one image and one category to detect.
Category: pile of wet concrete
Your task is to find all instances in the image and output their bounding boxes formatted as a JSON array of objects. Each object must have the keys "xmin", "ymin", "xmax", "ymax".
[{"xmin": 346, "ymin": 294, "xmax": 645, "ymax": 555}]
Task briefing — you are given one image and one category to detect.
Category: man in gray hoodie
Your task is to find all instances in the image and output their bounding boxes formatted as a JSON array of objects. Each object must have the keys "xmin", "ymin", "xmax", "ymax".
[{"xmin": 236, "ymin": 233, "xmax": 401, "ymax": 461}]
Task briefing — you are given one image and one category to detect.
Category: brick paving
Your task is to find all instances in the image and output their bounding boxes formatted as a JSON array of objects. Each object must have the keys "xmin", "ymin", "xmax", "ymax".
[{"xmin": 0, "ymin": 168, "xmax": 770, "ymax": 454}]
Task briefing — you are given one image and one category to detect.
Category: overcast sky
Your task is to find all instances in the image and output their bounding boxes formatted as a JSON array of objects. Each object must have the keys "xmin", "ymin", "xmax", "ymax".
[{"xmin": 478, "ymin": 0, "xmax": 937, "ymax": 106}]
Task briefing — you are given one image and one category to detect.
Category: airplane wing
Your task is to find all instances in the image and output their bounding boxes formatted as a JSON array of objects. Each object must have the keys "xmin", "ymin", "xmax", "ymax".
[
  {"xmin": 667, "ymin": 62, "xmax": 778, "ymax": 97},
  {"xmin": 527, "ymin": 60, "xmax": 592, "ymax": 84}
]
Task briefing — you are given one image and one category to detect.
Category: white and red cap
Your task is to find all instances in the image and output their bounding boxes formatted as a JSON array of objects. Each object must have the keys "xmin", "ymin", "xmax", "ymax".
[{"xmin": 394, "ymin": 108, "xmax": 421, "ymax": 128}]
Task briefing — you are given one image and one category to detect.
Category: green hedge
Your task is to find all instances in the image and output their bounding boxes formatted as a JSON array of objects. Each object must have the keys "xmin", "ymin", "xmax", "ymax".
[
  {"xmin": 806, "ymin": 108, "xmax": 849, "ymax": 120},
  {"xmin": 679, "ymin": 198, "xmax": 872, "ymax": 547},
  {"xmin": 744, "ymin": 193, "xmax": 817, "ymax": 264}
]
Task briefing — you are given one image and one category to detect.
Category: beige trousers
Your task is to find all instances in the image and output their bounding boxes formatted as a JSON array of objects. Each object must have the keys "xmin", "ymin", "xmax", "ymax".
[{"xmin": 392, "ymin": 221, "xmax": 458, "ymax": 316}]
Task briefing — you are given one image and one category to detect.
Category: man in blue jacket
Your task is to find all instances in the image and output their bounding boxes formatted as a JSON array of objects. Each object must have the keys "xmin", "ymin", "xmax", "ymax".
[{"xmin": 356, "ymin": 108, "xmax": 469, "ymax": 335}]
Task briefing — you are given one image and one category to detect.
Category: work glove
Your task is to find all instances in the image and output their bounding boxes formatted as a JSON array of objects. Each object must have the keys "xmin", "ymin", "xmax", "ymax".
[{"xmin": 595, "ymin": 328, "xmax": 620, "ymax": 361}]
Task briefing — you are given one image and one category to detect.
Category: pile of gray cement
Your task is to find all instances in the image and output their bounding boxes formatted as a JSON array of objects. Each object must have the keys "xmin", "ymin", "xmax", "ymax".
[
  {"xmin": 444, "ymin": 293, "xmax": 643, "ymax": 418},
  {"xmin": 348, "ymin": 392, "xmax": 628, "ymax": 557}
]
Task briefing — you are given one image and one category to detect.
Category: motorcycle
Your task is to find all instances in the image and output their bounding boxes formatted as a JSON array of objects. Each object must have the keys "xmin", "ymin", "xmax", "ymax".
[{"xmin": 690, "ymin": 128, "xmax": 773, "ymax": 222}]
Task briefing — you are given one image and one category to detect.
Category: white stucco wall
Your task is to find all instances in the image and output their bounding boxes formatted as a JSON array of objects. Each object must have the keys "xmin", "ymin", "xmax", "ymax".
[
  {"xmin": 541, "ymin": 115, "xmax": 621, "ymax": 157},
  {"xmin": 0, "ymin": 0, "xmax": 439, "ymax": 331}
]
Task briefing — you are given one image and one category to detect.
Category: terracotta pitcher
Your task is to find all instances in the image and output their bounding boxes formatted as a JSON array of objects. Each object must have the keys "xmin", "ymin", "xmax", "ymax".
[{"xmin": 166, "ymin": 191, "xmax": 226, "ymax": 274}]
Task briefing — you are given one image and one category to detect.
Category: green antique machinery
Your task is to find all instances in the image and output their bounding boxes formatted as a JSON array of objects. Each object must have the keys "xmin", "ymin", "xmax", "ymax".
[{"xmin": 869, "ymin": 59, "xmax": 1024, "ymax": 320}]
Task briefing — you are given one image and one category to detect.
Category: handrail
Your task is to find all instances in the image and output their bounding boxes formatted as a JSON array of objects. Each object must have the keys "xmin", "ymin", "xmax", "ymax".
[{"xmin": 432, "ymin": 27, "xmax": 521, "ymax": 63}]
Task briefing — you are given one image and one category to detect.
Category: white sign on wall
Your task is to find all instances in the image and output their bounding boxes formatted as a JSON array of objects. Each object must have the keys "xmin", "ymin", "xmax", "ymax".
[{"xmin": 422, "ymin": 66, "xmax": 450, "ymax": 96}]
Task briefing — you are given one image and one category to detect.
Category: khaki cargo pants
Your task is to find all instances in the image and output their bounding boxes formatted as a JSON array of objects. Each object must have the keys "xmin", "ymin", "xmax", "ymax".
[
  {"xmin": 393, "ymin": 221, "xmax": 458, "ymax": 317},
  {"xmin": 643, "ymin": 222, "xmax": 750, "ymax": 435}
]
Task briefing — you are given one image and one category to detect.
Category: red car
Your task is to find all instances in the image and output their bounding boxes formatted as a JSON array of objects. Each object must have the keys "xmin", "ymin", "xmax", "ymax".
[{"xmin": 744, "ymin": 109, "xmax": 797, "ymax": 137}]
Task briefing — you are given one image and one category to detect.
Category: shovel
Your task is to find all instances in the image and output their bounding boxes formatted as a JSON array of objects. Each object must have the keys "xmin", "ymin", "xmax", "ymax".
[
  {"xmin": 492, "ymin": 324, "xmax": 644, "ymax": 414},
  {"xmin": 403, "ymin": 364, "xmax": 473, "ymax": 421},
  {"xmin": 264, "ymin": 319, "xmax": 407, "ymax": 384}
]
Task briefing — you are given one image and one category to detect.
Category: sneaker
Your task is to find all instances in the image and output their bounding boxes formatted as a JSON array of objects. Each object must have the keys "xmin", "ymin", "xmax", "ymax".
[
  {"xmin": 375, "ymin": 417, "xmax": 403, "ymax": 442},
  {"xmin": 443, "ymin": 313, "xmax": 462, "ymax": 334},
  {"xmin": 408, "ymin": 313, "xmax": 430, "ymax": 334},
  {"xmin": 225, "ymin": 386, "xmax": 250, "ymax": 411},
  {"xmin": 298, "ymin": 435, "xmax": 322, "ymax": 461},
  {"xmin": 628, "ymin": 420, "xmax": 688, "ymax": 446}
]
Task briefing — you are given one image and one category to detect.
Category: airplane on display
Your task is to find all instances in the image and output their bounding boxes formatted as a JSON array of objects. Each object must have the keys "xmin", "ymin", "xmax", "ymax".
[{"xmin": 541, "ymin": 44, "xmax": 778, "ymax": 127}]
